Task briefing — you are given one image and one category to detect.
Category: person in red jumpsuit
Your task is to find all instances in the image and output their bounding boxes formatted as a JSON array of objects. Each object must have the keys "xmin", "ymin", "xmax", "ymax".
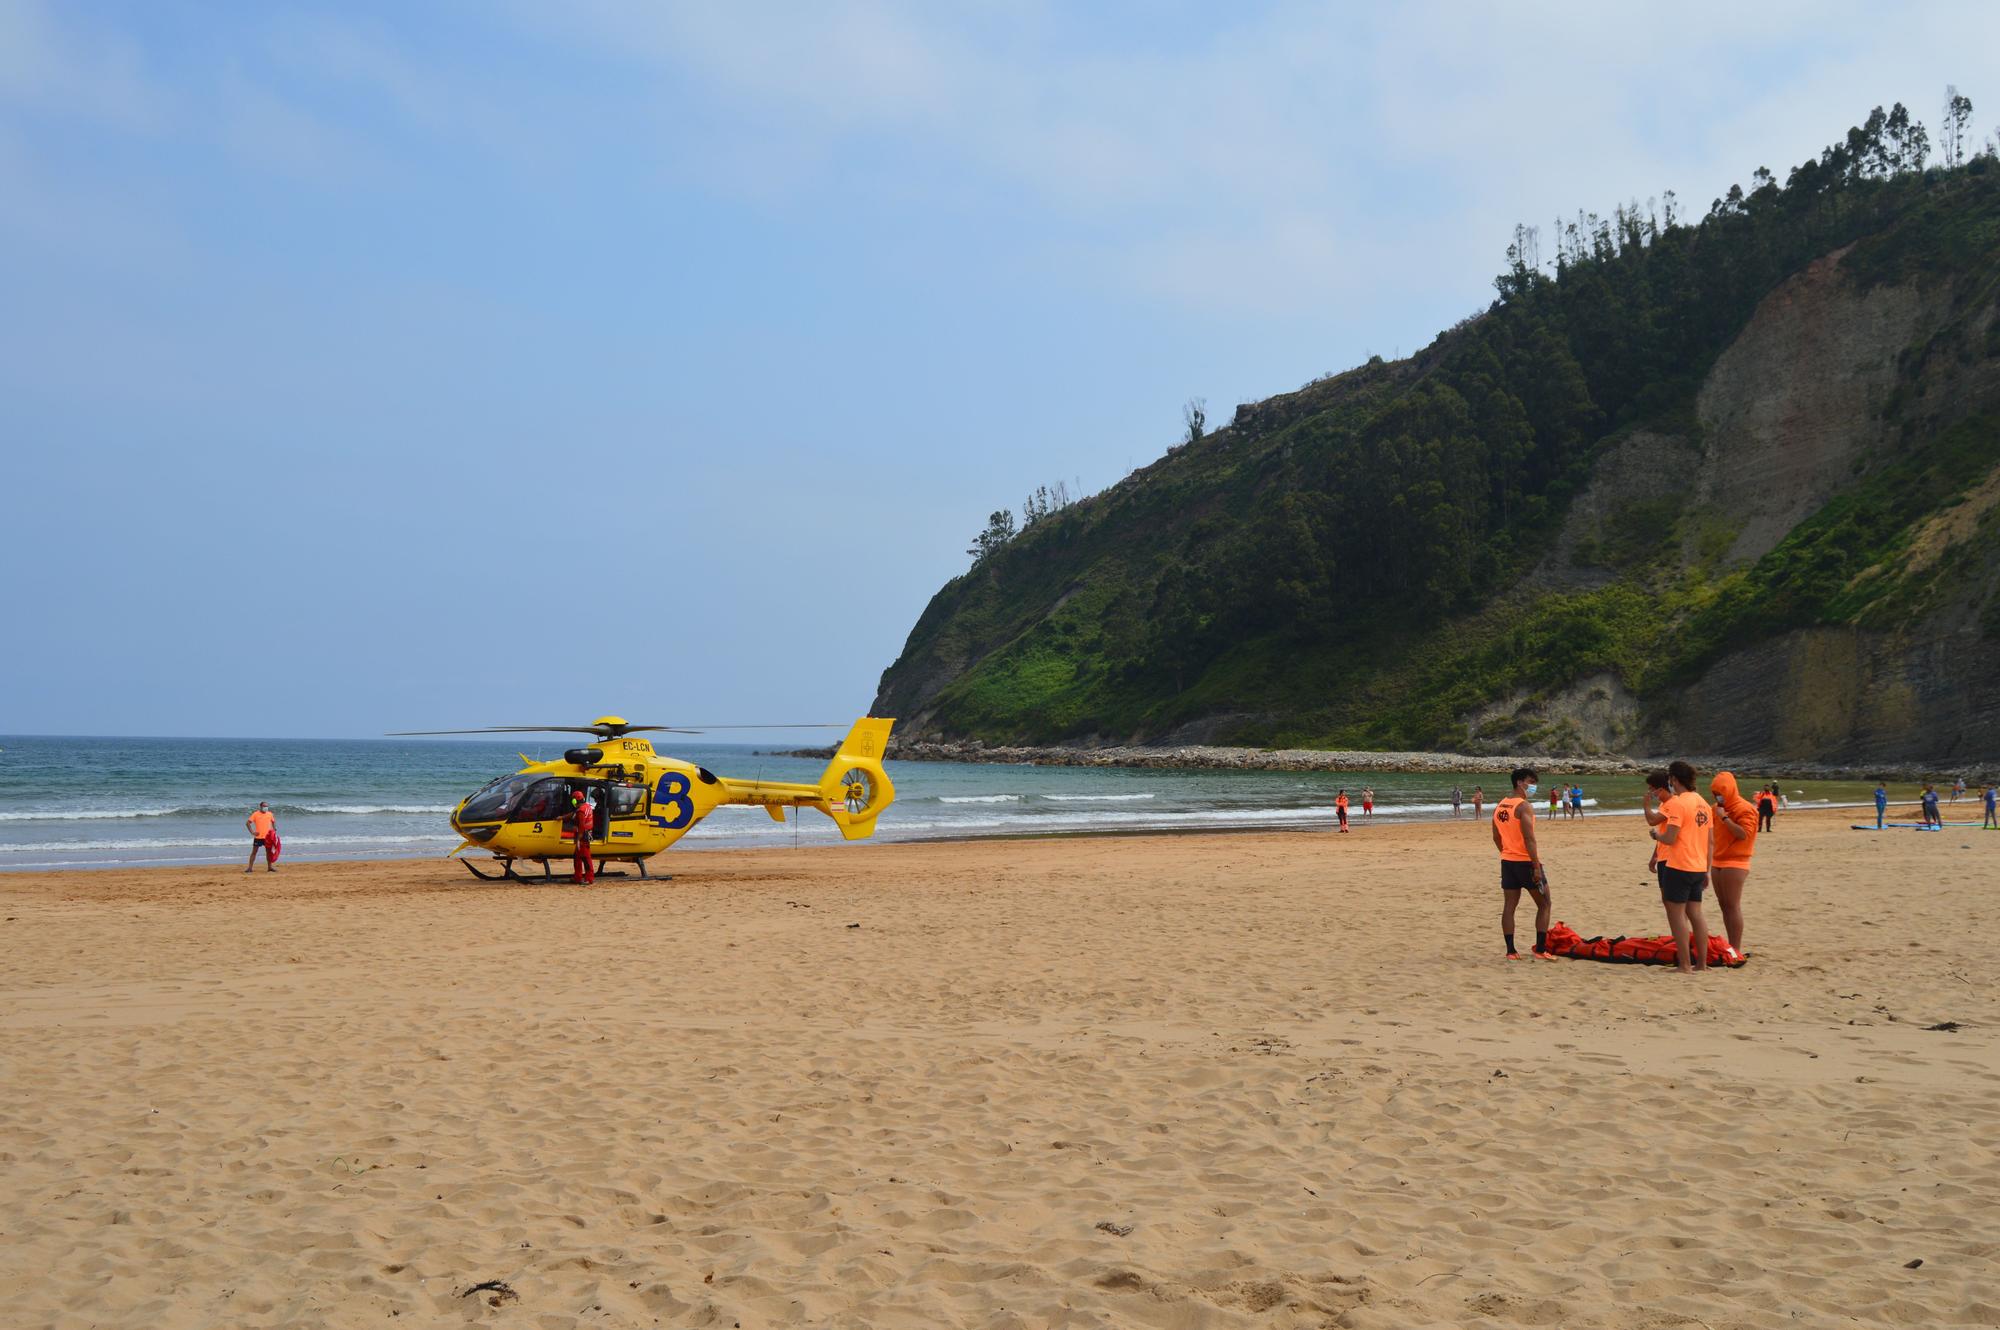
[{"xmin": 569, "ymin": 787, "xmax": 595, "ymax": 884}]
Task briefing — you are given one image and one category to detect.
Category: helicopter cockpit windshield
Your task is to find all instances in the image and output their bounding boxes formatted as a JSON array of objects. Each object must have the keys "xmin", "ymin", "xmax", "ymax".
[{"xmin": 458, "ymin": 773, "xmax": 539, "ymax": 823}]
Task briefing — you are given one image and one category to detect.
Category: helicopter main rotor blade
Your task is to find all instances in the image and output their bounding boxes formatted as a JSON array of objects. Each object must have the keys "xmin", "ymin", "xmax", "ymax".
[
  {"xmin": 385, "ymin": 725, "xmax": 705, "ymax": 736},
  {"xmin": 674, "ymin": 723, "xmax": 847, "ymax": 729}
]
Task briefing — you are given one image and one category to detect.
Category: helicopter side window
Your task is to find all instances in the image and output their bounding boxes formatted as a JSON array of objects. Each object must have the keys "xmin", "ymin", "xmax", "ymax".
[
  {"xmin": 606, "ymin": 784, "xmax": 647, "ymax": 819},
  {"xmin": 508, "ymin": 778, "xmax": 569, "ymax": 823},
  {"xmin": 461, "ymin": 774, "xmax": 534, "ymax": 823}
]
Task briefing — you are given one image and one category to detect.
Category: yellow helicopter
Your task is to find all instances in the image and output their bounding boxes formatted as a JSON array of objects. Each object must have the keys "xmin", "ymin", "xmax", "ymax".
[{"xmin": 389, "ymin": 716, "xmax": 896, "ymax": 881}]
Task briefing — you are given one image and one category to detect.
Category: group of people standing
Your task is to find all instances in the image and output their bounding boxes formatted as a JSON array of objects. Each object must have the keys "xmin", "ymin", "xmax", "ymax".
[
  {"xmin": 1488, "ymin": 762, "xmax": 1755, "ymax": 973},
  {"xmin": 1877, "ymin": 779, "xmax": 1998, "ymax": 828}
]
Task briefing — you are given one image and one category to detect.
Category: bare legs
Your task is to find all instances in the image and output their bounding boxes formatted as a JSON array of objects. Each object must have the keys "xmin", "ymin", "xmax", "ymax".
[
  {"xmin": 1663, "ymin": 899, "xmax": 1711, "ymax": 973},
  {"xmin": 1501, "ymin": 886, "xmax": 1551, "ymax": 954},
  {"xmin": 1710, "ymin": 866, "xmax": 1749, "ymax": 955}
]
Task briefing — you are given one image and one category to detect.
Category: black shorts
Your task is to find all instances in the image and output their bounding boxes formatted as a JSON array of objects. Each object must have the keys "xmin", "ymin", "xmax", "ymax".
[
  {"xmin": 1500, "ymin": 859, "xmax": 1542, "ymax": 892},
  {"xmin": 1658, "ymin": 866, "xmax": 1707, "ymax": 903}
]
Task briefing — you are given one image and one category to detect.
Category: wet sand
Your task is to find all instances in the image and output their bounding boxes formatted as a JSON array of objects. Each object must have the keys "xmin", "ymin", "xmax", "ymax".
[{"xmin": 2, "ymin": 809, "xmax": 1995, "ymax": 1328}]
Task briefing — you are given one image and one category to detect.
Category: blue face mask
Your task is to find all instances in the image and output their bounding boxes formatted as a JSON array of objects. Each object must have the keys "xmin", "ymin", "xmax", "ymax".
[{"xmin": 1525, "ymin": 783, "xmax": 1538, "ymax": 797}]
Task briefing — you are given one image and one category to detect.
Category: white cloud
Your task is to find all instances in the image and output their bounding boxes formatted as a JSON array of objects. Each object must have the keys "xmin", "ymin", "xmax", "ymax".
[
  {"xmin": 514, "ymin": 0, "xmax": 2000, "ymax": 319},
  {"xmin": 0, "ymin": 0, "xmax": 167, "ymax": 128}
]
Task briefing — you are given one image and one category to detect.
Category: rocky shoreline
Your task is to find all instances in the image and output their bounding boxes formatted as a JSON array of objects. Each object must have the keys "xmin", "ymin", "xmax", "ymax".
[{"xmin": 781, "ymin": 739, "xmax": 1973, "ymax": 782}]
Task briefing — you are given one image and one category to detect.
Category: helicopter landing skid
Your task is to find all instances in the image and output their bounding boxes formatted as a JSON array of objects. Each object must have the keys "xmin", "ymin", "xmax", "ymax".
[{"xmin": 461, "ymin": 856, "xmax": 667, "ymax": 883}]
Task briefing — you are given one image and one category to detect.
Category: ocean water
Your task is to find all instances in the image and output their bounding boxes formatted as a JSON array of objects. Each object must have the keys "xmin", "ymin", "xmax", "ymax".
[{"xmin": 0, "ymin": 735, "xmax": 1915, "ymax": 871}]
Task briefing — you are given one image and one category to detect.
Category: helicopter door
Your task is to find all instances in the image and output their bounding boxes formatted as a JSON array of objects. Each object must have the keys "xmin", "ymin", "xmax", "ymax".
[
  {"xmin": 605, "ymin": 783, "xmax": 648, "ymax": 842},
  {"xmin": 585, "ymin": 782, "xmax": 612, "ymax": 842}
]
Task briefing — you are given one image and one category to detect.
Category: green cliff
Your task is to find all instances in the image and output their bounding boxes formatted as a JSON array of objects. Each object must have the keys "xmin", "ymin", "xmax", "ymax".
[{"xmin": 875, "ymin": 108, "xmax": 2000, "ymax": 764}]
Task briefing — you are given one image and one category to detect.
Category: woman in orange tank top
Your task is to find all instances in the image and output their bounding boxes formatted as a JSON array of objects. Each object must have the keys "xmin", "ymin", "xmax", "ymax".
[{"xmin": 1708, "ymin": 771, "xmax": 1757, "ymax": 958}]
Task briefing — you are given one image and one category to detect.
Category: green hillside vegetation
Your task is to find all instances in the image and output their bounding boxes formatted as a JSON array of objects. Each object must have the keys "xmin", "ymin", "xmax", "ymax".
[{"xmin": 878, "ymin": 103, "xmax": 2000, "ymax": 749}]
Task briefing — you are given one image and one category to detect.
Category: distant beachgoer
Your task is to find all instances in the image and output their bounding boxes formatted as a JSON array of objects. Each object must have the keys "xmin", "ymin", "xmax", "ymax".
[
  {"xmin": 1643, "ymin": 769, "xmax": 1672, "ymax": 883},
  {"xmin": 1361, "ymin": 786, "xmax": 1374, "ymax": 822},
  {"xmin": 1984, "ymin": 783, "xmax": 1998, "ymax": 830},
  {"xmin": 1569, "ymin": 784, "xmax": 1585, "ymax": 818},
  {"xmin": 1709, "ymin": 771, "xmax": 1758, "ymax": 959},
  {"xmin": 1648, "ymin": 760, "xmax": 1712, "ymax": 974},
  {"xmin": 1952, "ymin": 776, "xmax": 1966, "ymax": 804},
  {"xmin": 1335, "ymin": 789, "xmax": 1350, "ymax": 833},
  {"xmin": 1921, "ymin": 783, "xmax": 1942, "ymax": 829},
  {"xmin": 1549, "ymin": 783, "xmax": 1562, "ymax": 819},
  {"xmin": 1873, "ymin": 783, "xmax": 1887, "ymax": 829},
  {"xmin": 1491, "ymin": 767, "xmax": 1552, "ymax": 960},
  {"xmin": 1450, "ymin": 785, "xmax": 1463, "ymax": 818},
  {"xmin": 1472, "ymin": 785, "xmax": 1484, "ymax": 819},
  {"xmin": 245, "ymin": 801, "xmax": 278, "ymax": 874},
  {"xmin": 570, "ymin": 788, "xmax": 597, "ymax": 884},
  {"xmin": 1755, "ymin": 784, "xmax": 1777, "ymax": 833}
]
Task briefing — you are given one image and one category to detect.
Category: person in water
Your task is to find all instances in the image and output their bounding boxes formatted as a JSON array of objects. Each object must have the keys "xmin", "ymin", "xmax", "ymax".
[
  {"xmin": 1334, "ymin": 789, "xmax": 1350, "ymax": 833},
  {"xmin": 1648, "ymin": 760, "xmax": 1713, "ymax": 973},
  {"xmin": 1450, "ymin": 785, "xmax": 1463, "ymax": 818},
  {"xmin": 1471, "ymin": 785, "xmax": 1484, "ymax": 819},
  {"xmin": 1491, "ymin": 766, "xmax": 1553, "ymax": 960},
  {"xmin": 1708, "ymin": 771, "xmax": 1758, "ymax": 959},
  {"xmin": 1755, "ymin": 783, "xmax": 1777, "ymax": 833},
  {"xmin": 1873, "ymin": 782, "xmax": 1889, "ymax": 829},
  {"xmin": 1361, "ymin": 786, "xmax": 1374, "ymax": 822}
]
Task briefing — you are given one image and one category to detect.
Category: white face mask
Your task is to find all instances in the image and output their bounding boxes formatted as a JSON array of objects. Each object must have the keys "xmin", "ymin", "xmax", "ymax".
[{"xmin": 1525, "ymin": 783, "xmax": 1538, "ymax": 797}]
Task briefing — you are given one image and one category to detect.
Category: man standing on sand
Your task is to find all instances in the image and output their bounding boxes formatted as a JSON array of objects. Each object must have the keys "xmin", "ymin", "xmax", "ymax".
[
  {"xmin": 1648, "ymin": 761, "xmax": 1712, "ymax": 973},
  {"xmin": 1549, "ymin": 781, "xmax": 1562, "ymax": 820},
  {"xmin": 1491, "ymin": 767, "xmax": 1553, "ymax": 961},
  {"xmin": 1361, "ymin": 786, "xmax": 1374, "ymax": 822},
  {"xmin": 1921, "ymin": 783, "xmax": 1942, "ymax": 829},
  {"xmin": 245, "ymin": 801, "xmax": 277, "ymax": 873},
  {"xmin": 569, "ymin": 788, "xmax": 596, "ymax": 884},
  {"xmin": 1984, "ymin": 782, "xmax": 1997, "ymax": 830},
  {"xmin": 1873, "ymin": 782, "xmax": 1888, "ymax": 829}
]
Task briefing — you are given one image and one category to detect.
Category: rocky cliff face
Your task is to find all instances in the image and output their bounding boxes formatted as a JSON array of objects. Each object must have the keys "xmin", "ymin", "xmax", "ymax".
[
  {"xmin": 1484, "ymin": 243, "xmax": 2000, "ymax": 763},
  {"xmin": 875, "ymin": 169, "xmax": 2000, "ymax": 763}
]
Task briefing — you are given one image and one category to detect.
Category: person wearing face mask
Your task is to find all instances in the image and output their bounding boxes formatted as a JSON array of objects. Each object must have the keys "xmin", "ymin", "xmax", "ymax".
[
  {"xmin": 1491, "ymin": 766, "xmax": 1553, "ymax": 960},
  {"xmin": 1647, "ymin": 760, "xmax": 1713, "ymax": 973},
  {"xmin": 1708, "ymin": 771, "xmax": 1758, "ymax": 959}
]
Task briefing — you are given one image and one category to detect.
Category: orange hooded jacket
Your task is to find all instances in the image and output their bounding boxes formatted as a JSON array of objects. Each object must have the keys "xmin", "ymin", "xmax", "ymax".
[{"xmin": 1710, "ymin": 771, "xmax": 1758, "ymax": 868}]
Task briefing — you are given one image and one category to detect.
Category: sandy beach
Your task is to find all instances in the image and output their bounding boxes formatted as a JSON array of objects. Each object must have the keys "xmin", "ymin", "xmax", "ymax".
[{"xmin": 2, "ymin": 809, "xmax": 1995, "ymax": 1328}]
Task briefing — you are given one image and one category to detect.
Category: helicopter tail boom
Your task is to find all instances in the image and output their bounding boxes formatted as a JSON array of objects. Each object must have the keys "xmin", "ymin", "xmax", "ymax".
[{"xmin": 714, "ymin": 717, "xmax": 897, "ymax": 838}]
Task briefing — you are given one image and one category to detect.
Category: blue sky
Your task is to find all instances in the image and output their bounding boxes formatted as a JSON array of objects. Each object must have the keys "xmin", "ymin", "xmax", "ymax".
[{"xmin": 4, "ymin": 1, "xmax": 1996, "ymax": 739}]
